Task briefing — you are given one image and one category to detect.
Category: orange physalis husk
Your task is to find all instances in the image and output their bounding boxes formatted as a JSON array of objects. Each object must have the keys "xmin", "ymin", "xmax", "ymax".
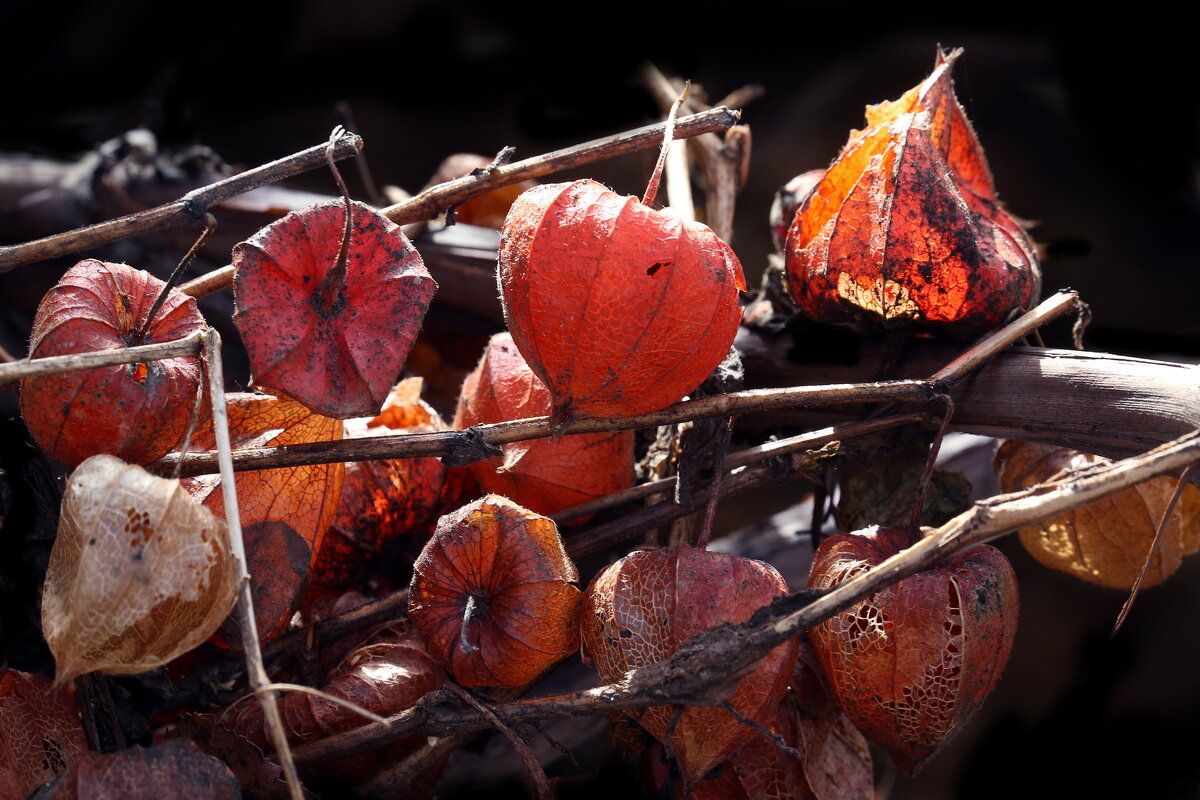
[
  {"xmin": 806, "ymin": 525, "xmax": 1018, "ymax": 775},
  {"xmin": 408, "ymin": 495, "xmax": 581, "ymax": 688},
  {"xmin": 233, "ymin": 200, "xmax": 436, "ymax": 419},
  {"xmin": 307, "ymin": 378, "xmax": 470, "ymax": 596},
  {"xmin": 498, "ymin": 178, "xmax": 746, "ymax": 423},
  {"xmin": 183, "ymin": 392, "xmax": 344, "ymax": 641},
  {"xmin": 785, "ymin": 48, "xmax": 1040, "ymax": 337},
  {"xmin": 995, "ymin": 440, "xmax": 1200, "ymax": 588},
  {"xmin": 21, "ymin": 259, "xmax": 208, "ymax": 466},
  {"xmin": 453, "ymin": 332, "xmax": 634, "ymax": 517},
  {"xmin": 581, "ymin": 544, "xmax": 799, "ymax": 787}
]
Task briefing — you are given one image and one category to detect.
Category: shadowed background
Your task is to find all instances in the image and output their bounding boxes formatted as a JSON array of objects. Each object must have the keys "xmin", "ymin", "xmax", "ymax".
[{"xmin": 1, "ymin": 2, "xmax": 1198, "ymax": 798}]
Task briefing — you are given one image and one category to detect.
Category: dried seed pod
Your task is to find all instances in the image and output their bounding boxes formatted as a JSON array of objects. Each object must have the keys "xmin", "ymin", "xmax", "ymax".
[
  {"xmin": 233, "ymin": 200, "xmax": 437, "ymax": 419},
  {"xmin": 785, "ymin": 48, "xmax": 1040, "ymax": 337},
  {"xmin": 42, "ymin": 455, "xmax": 238, "ymax": 684},
  {"xmin": 995, "ymin": 440, "xmax": 1200, "ymax": 588},
  {"xmin": 0, "ymin": 669, "xmax": 87, "ymax": 798},
  {"xmin": 581, "ymin": 545, "xmax": 798, "ymax": 786},
  {"xmin": 20, "ymin": 259, "xmax": 208, "ymax": 466},
  {"xmin": 45, "ymin": 738, "xmax": 240, "ymax": 799},
  {"xmin": 409, "ymin": 495, "xmax": 581, "ymax": 687},
  {"xmin": 498, "ymin": 179, "xmax": 746, "ymax": 422},
  {"xmin": 453, "ymin": 332, "xmax": 634, "ymax": 516},
  {"xmin": 806, "ymin": 526, "xmax": 1018, "ymax": 774}
]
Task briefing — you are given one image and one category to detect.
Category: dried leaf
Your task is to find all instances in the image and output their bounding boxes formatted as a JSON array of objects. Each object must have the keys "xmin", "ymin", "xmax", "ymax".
[
  {"xmin": 499, "ymin": 179, "xmax": 746, "ymax": 421},
  {"xmin": 42, "ymin": 455, "xmax": 238, "ymax": 684},
  {"xmin": 408, "ymin": 495, "xmax": 581, "ymax": 687},
  {"xmin": 43, "ymin": 738, "xmax": 239, "ymax": 799},
  {"xmin": 233, "ymin": 200, "xmax": 437, "ymax": 419},
  {"xmin": 807, "ymin": 526, "xmax": 1018, "ymax": 775},
  {"xmin": 581, "ymin": 545, "xmax": 799, "ymax": 786},
  {"xmin": 995, "ymin": 440, "xmax": 1200, "ymax": 588},
  {"xmin": 20, "ymin": 259, "xmax": 208, "ymax": 466},
  {"xmin": 453, "ymin": 332, "xmax": 634, "ymax": 516},
  {"xmin": 0, "ymin": 669, "xmax": 87, "ymax": 799},
  {"xmin": 785, "ymin": 48, "xmax": 1040, "ymax": 337},
  {"xmin": 183, "ymin": 393, "xmax": 344, "ymax": 639}
]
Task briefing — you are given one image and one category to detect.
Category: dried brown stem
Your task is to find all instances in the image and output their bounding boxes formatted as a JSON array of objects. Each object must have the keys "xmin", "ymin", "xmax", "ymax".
[
  {"xmin": 564, "ymin": 447, "xmax": 830, "ymax": 559},
  {"xmin": 137, "ymin": 213, "xmax": 216, "ymax": 342},
  {"xmin": 380, "ymin": 107, "xmax": 738, "ymax": 225},
  {"xmin": 359, "ymin": 733, "xmax": 464, "ymax": 799},
  {"xmin": 929, "ymin": 289, "xmax": 1082, "ymax": 385},
  {"xmin": 642, "ymin": 82, "xmax": 690, "ymax": 207},
  {"xmin": 550, "ymin": 414, "xmax": 923, "ymax": 525},
  {"xmin": 0, "ymin": 329, "xmax": 205, "ymax": 389},
  {"xmin": 1112, "ymin": 462, "xmax": 1197, "ymax": 634},
  {"xmin": 178, "ymin": 108, "xmax": 740, "ymax": 299},
  {"xmin": 696, "ymin": 416, "xmax": 734, "ymax": 550},
  {"xmin": 643, "ymin": 65, "xmax": 746, "ymax": 242},
  {"xmin": 154, "ymin": 379, "xmax": 925, "ymax": 478},
  {"xmin": 292, "ymin": 426, "xmax": 1200, "ymax": 766},
  {"xmin": 0, "ymin": 131, "xmax": 363, "ymax": 272},
  {"xmin": 443, "ymin": 683, "xmax": 552, "ymax": 800}
]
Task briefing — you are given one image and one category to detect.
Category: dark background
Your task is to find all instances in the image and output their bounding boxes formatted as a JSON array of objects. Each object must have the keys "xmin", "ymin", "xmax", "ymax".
[{"xmin": 2, "ymin": 2, "xmax": 1199, "ymax": 798}]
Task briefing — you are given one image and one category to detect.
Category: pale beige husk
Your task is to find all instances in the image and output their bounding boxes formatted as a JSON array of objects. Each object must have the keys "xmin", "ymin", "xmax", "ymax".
[{"xmin": 42, "ymin": 454, "xmax": 239, "ymax": 684}]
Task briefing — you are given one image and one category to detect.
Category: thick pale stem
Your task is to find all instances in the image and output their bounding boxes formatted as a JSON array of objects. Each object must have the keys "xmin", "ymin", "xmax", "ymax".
[
  {"xmin": 642, "ymin": 82, "xmax": 690, "ymax": 207},
  {"xmin": 203, "ymin": 330, "xmax": 304, "ymax": 800}
]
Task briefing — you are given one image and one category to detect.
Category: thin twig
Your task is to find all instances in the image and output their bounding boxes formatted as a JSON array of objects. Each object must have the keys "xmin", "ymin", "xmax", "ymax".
[
  {"xmin": 336, "ymin": 101, "xmax": 383, "ymax": 205},
  {"xmin": 643, "ymin": 65, "xmax": 746, "ymax": 242},
  {"xmin": 177, "ymin": 108, "xmax": 740, "ymax": 299},
  {"xmin": 720, "ymin": 700, "xmax": 803, "ymax": 760},
  {"xmin": 908, "ymin": 393, "xmax": 954, "ymax": 533},
  {"xmin": 0, "ymin": 131, "xmax": 363, "ymax": 272},
  {"xmin": 443, "ymin": 683, "xmax": 552, "ymax": 800},
  {"xmin": 254, "ymin": 682, "xmax": 389, "ymax": 725},
  {"xmin": 930, "ymin": 289, "xmax": 1081, "ymax": 386},
  {"xmin": 138, "ymin": 213, "xmax": 216, "ymax": 341},
  {"xmin": 550, "ymin": 414, "xmax": 923, "ymax": 525},
  {"xmin": 152, "ymin": 291, "xmax": 1085, "ymax": 478},
  {"xmin": 154, "ymin": 379, "xmax": 927, "ymax": 478},
  {"xmin": 359, "ymin": 733, "xmax": 465, "ymax": 798},
  {"xmin": 565, "ymin": 447, "xmax": 830, "ymax": 559},
  {"xmin": 1112, "ymin": 462, "xmax": 1197, "ymax": 634},
  {"xmin": 696, "ymin": 416, "xmax": 734, "ymax": 549},
  {"xmin": 203, "ymin": 330, "xmax": 304, "ymax": 800},
  {"xmin": 0, "ymin": 330, "xmax": 205, "ymax": 387},
  {"xmin": 381, "ymin": 107, "xmax": 738, "ymax": 225}
]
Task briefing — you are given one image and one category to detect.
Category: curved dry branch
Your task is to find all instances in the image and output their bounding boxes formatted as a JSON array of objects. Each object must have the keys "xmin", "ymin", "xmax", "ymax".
[
  {"xmin": 177, "ymin": 108, "xmax": 741, "ymax": 300},
  {"xmin": 0, "ymin": 131, "xmax": 364, "ymax": 272},
  {"xmin": 292, "ymin": 426, "xmax": 1200, "ymax": 768},
  {"xmin": 151, "ymin": 346, "xmax": 1200, "ymax": 480}
]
